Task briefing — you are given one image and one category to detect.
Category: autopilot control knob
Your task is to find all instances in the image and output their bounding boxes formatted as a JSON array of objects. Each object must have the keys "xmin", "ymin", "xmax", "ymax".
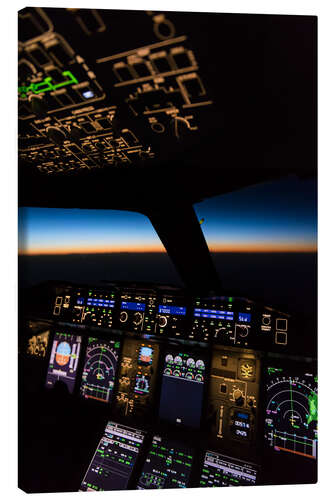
[
  {"xmin": 120, "ymin": 311, "xmax": 128, "ymax": 323},
  {"xmin": 233, "ymin": 389, "xmax": 244, "ymax": 406},
  {"xmin": 158, "ymin": 315, "xmax": 168, "ymax": 328},
  {"xmin": 28, "ymin": 94, "xmax": 47, "ymax": 116},
  {"xmin": 133, "ymin": 312, "xmax": 143, "ymax": 326},
  {"xmin": 46, "ymin": 126, "xmax": 67, "ymax": 145}
]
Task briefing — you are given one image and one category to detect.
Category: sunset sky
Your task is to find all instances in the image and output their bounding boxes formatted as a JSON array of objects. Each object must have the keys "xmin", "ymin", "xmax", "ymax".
[{"xmin": 18, "ymin": 176, "xmax": 317, "ymax": 255}]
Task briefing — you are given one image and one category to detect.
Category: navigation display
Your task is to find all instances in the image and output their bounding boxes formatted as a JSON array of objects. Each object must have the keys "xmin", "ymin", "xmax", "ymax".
[
  {"xmin": 199, "ymin": 451, "xmax": 258, "ymax": 487},
  {"xmin": 265, "ymin": 363, "xmax": 318, "ymax": 459},
  {"xmin": 137, "ymin": 436, "xmax": 194, "ymax": 489},
  {"xmin": 45, "ymin": 332, "xmax": 81, "ymax": 393},
  {"xmin": 80, "ymin": 338, "xmax": 121, "ymax": 403},
  {"xmin": 159, "ymin": 351, "xmax": 207, "ymax": 428},
  {"xmin": 80, "ymin": 422, "xmax": 145, "ymax": 491}
]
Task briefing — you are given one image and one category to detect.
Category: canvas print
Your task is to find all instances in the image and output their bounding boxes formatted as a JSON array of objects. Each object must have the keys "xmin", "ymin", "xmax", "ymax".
[{"xmin": 18, "ymin": 7, "xmax": 317, "ymax": 492}]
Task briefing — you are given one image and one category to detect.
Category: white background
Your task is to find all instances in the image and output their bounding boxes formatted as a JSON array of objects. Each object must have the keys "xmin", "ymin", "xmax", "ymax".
[{"xmin": 0, "ymin": 0, "xmax": 331, "ymax": 498}]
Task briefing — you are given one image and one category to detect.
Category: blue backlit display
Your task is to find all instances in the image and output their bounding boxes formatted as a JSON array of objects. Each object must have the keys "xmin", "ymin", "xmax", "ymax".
[
  {"xmin": 86, "ymin": 298, "xmax": 115, "ymax": 308},
  {"xmin": 121, "ymin": 301, "xmax": 146, "ymax": 312},
  {"xmin": 158, "ymin": 305, "xmax": 186, "ymax": 316},
  {"xmin": 238, "ymin": 312, "xmax": 251, "ymax": 323},
  {"xmin": 76, "ymin": 297, "xmax": 85, "ymax": 305},
  {"xmin": 194, "ymin": 308, "xmax": 234, "ymax": 320},
  {"xmin": 235, "ymin": 411, "xmax": 249, "ymax": 420}
]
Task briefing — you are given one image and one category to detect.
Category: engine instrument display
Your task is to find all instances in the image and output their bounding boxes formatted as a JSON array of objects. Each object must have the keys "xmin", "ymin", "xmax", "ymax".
[
  {"xmin": 199, "ymin": 451, "xmax": 258, "ymax": 487},
  {"xmin": 80, "ymin": 337, "xmax": 121, "ymax": 403},
  {"xmin": 265, "ymin": 363, "xmax": 318, "ymax": 460},
  {"xmin": 45, "ymin": 331, "xmax": 81, "ymax": 392},
  {"xmin": 137, "ymin": 436, "xmax": 194, "ymax": 489},
  {"xmin": 159, "ymin": 350, "xmax": 207, "ymax": 428},
  {"xmin": 80, "ymin": 421, "xmax": 145, "ymax": 491}
]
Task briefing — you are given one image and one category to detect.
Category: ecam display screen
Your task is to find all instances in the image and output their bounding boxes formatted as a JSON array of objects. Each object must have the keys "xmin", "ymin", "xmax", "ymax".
[
  {"xmin": 199, "ymin": 451, "xmax": 258, "ymax": 487},
  {"xmin": 137, "ymin": 436, "xmax": 194, "ymax": 489},
  {"xmin": 159, "ymin": 351, "xmax": 206, "ymax": 428}
]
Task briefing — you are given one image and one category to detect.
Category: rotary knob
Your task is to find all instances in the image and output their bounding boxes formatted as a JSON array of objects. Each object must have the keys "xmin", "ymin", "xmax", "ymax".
[
  {"xmin": 262, "ymin": 316, "xmax": 271, "ymax": 325},
  {"xmin": 133, "ymin": 312, "xmax": 143, "ymax": 326},
  {"xmin": 236, "ymin": 325, "xmax": 249, "ymax": 338},
  {"xmin": 233, "ymin": 389, "xmax": 244, "ymax": 406},
  {"xmin": 158, "ymin": 315, "xmax": 168, "ymax": 328},
  {"xmin": 119, "ymin": 311, "xmax": 128, "ymax": 323},
  {"xmin": 46, "ymin": 126, "xmax": 67, "ymax": 145}
]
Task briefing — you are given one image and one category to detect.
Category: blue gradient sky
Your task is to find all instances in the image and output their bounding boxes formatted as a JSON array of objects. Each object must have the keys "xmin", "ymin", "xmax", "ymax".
[{"xmin": 18, "ymin": 176, "xmax": 317, "ymax": 254}]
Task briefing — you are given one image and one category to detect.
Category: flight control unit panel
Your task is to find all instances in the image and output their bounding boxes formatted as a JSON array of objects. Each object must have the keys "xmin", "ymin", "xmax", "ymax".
[{"xmin": 48, "ymin": 282, "xmax": 292, "ymax": 352}]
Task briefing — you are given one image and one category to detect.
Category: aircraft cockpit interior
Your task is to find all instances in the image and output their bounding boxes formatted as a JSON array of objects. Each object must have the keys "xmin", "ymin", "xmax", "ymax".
[{"xmin": 18, "ymin": 7, "xmax": 317, "ymax": 493}]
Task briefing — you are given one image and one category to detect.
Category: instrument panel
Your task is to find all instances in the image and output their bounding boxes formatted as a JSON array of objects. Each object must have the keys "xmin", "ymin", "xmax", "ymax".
[
  {"xmin": 19, "ymin": 279, "xmax": 317, "ymax": 491},
  {"xmin": 18, "ymin": 7, "xmax": 214, "ymax": 175},
  {"xmin": 19, "ymin": 304, "xmax": 317, "ymax": 492}
]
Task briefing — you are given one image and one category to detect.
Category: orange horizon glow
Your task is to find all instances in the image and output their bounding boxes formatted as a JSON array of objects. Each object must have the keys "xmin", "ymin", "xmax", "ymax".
[{"xmin": 19, "ymin": 242, "xmax": 317, "ymax": 256}]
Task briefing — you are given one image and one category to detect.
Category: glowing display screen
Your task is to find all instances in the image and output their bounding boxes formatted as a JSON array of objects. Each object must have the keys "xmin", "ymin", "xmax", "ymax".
[
  {"xmin": 159, "ymin": 351, "xmax": 206, "ymax": 428},
  {"xmin": 121, "ymin": 301, "xmax": 146, "ymax": 312},
  {"xmin": 238, "ymin": 312, "xmax": 251, "ymax": 323},
  {"xmin": 137, "ymin": 436, "xmax": 194, "ymax": 489},
  {"xmin": 138, "ymin": 346, "xmax": 153, "ymax": 365},
  {"xmin": 80, "ymin": 422, "xmax": 145, "ymax": 491},
  {"xmin": 45, "ymin": 332, "xmax": 81, "ymax": 393},
  {"xmin": 194, "ymin": 308, "xmax": 234, "ymax": 319},
  {"xmin": 265, "ymin": 364, "xmax": 318, "ymax": 459},
  {"xmin": 199, "ymin": 451, "xmax": 258, "ymax": 487},
  {"xmin": 80, "ymin": 338, "xmax": 121, "ymax": 403},
  {"xmin": 86, "ymin": 298, "xmax": 115, "ymax": 308},
  {"xmin": 158, "ymin": 305, "xmax": 186, "ymax": 315}
]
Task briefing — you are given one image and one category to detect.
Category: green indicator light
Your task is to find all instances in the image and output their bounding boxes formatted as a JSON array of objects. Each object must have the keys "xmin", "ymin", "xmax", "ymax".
[
  {"xmin": 228, "ymin": 297, "xmax": 233, "ymax": 302},
  {"xmin": 18, "ymin": 70, "xmax": 79, "ymax": 98}
]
